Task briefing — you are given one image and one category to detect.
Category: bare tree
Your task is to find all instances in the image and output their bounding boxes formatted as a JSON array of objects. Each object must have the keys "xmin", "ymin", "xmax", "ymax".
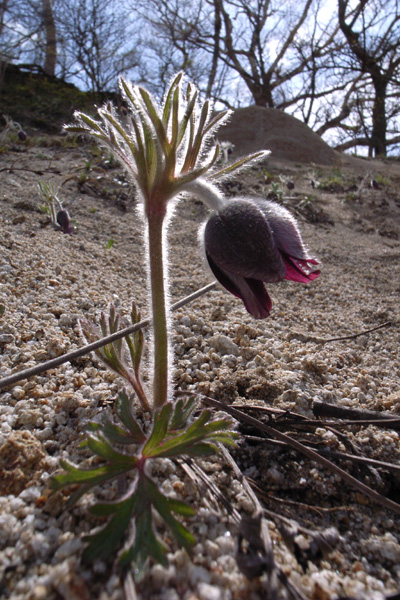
[
  {"xmin": 338, "ymin": 0, "xmax": 400, "ymax": 156},
  {"xmin": 0, "ymin": 0, "xmax": 35, "ymax": 64},
  {"xmin": 56, "ymin": 0, "xmax": 139, "ymax": 92},
  {"xmin": 138, "ymin": 0, "xmax": 341, "ymax": 110},
  {"xmin": 130, "ymin": 0, "xmax": 222, "ymax": 98}
]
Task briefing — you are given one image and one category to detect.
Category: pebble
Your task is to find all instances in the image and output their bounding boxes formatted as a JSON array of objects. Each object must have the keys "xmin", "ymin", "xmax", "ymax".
[
  {"xmin": 0, "ymin": 333, "xmax": 15, "ymax": 344},
  {"xmin": 214, "ymin": 534, "xmax": 235, "ymax": 554},
  {"xmin": 198, "ymin": 582, "xmax": 222, "ymax": 600},
  {"xmin": 188, "ymin": 564, "xmax": 212, "ymax": 586},
  {"xmin": 209, "ymin": 335, "xmax": 240, "ymax": 356},
  {"xmin": 53, "ymin": 537, "xmax": 82, "ymax": 561},
  {"xmin": 11, "ymin": 386, "xmax": 25, "ymax": 400}
]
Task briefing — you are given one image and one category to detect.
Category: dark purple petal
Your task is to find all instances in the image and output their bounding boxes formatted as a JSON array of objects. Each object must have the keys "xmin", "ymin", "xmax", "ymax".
[
  {"xmin": 204, "ymin": 199, "xmax": 286, "ymax": 282},
  {"xmin": 206, "ymin": 253, "xmax": 272, "ymax": 319},
  {"xmin": 253, "ymin": 199, "xmax": 313, "ymax": 261},
  {"xmin": 252, "ymin": 198, "xmax": 320, "ymax": 281},
  {"xmin": 56, "ymin": 210, "xmax": 73, "ymax": 234}
]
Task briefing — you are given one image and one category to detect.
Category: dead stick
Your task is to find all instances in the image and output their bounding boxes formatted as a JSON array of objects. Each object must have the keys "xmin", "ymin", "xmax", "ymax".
[
  {"xmin": 219, "ymin": 445, "xmax": 279, "ymax": 600},
  {"xmin": 318, "ymin": 321, "xmax": 391, "ymax": 343},
  {"xmin": 313, "ymin": 399, "xmax": 397, "ymax": 421},
  {"xmin": 0, "ymin": 282, "xmax": 217, "ymax": 390},
  {"xmin": 199, "ymin": 394, "xmax": 400, "ymax": 516},
  {"xmin": 234, "ymin": 403, "xmax": 400, "ymax": 431},
  {"xmin": 244, "ymin": 435, "xmax": 400, "ymax": 475}
]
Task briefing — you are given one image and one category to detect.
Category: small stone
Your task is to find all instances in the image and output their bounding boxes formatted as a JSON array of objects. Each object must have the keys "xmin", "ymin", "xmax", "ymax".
[
  {"xmin": 12, "ymin": 386, "xmax": 25, "ymax": 400},
  {"xmin": 0, "ymin": 430, "xmax": 45, "ymax": 495},
  {"xmin": 17, "ymin": 408, "xmax": 42, "ymax": 426},
  {"xmin": 47, "ymin": 339, "xmax": 66, "ymax": 358},
  {"xmin": 209, "ymin": 334, "xmax": 240, "ymax": 356},
  {"xmin": 0, "ymin": 333, "xmax": 15, "ymax": 344},
  {"xmin": 198, "ymin": 582, "xmax": 222, "ymax": 600},
  {"xmin": 31, "ymin": 585, "xmax": 48, "ymax": 600},
  {"xmin": 52, "ymin": 561, "xmax": 91, "ymax": 600},
  {"xmin": 54, "ymin": 537, "xmax": 82, "ymax": 561}
]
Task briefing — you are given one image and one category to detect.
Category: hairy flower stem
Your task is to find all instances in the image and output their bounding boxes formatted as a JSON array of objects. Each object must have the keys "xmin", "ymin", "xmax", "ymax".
[{"xmin": 146, "ymin": 206, "xmax": 169, "ymax": 410}]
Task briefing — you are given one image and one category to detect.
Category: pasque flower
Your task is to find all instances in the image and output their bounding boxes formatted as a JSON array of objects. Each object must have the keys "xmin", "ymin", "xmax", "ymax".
[
  {"xmin": 202, "ymin": 197, "xmax": 320, "ymax": 319},
  {"xmin": 68, "ymin": 73, "xmax": 268, "ymax": 409}
]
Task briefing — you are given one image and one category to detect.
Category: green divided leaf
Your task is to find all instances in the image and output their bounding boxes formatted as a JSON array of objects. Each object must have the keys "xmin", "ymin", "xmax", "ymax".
[
  {"xmin": 169, "ymin": 396, "xmax": 197, "ymax": 431},
  {"xmin": 83, "ymin": 493, "xmax": 137, "ymax": 562},
  {"xmin": 211, "ymin": 150, "xmax": 270, "ymax": 180},
  {"xmin": 143, "ymin": 399, "xmax": 238, "ymax": 459},
  {"xmin": 138, "ymin": 87, "xmax": 169, "ymax": 154},
  {"xmin": 116, "ymin": 391, "xmax": 146, "ymax": 443},
  {"xmin": 80, "ymin": 304, "xmax": 150, "ymax": 411},
  {"xmin": 83, "ymin": 472, "xmax": 195, "ymax": 569},
  {"xmin": 142, "ymin": 403, "xmax": 173, "ymax": 456},
  {"xmin": 121, "ymin": 500, "xmax": 168, "ymax": 575},
  {"xmin": 176, "ymin": 89, "xmax": 198, "ymax": 150},
  {"xmin": 145, "ymin": 475, "xmax": 196, "ymax": 550},
  {"xmin": 162, "ymin": 72, "xmax": 183, "ymax": 127},
  {"xmin": 50, "ymin": 392, "xmax": 237, "ymax": 574},
  {"xmin": 50, "ymin": 458, "xmax": 133, "ymax": 508}
]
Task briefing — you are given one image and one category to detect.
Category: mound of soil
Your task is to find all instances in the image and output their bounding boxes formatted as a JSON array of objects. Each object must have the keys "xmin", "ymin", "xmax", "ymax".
[{"xmin": 218, "ymin": 105, "xmax": 341, "ymax": 165}]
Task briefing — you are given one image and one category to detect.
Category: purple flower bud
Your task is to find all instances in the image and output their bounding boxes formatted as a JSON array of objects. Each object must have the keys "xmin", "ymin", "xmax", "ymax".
[
  {"xmin": 18, "ymin": 130, "xmax": 27, "ymax": 141},
  {"xmin": 56, "ymin": 209, "xmax": 73, "ymax": 234},
  {"xmin": 202, "ymin": 198, "xmax": 320, "ymax": 319}
]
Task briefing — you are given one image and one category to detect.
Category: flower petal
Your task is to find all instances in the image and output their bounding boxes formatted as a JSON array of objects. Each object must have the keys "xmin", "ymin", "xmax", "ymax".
[
  {"xmin": 206, "ymin": 253, "xmax": 272, "ymax": 319},
  {"xmin": 204, "ymin": 199, "xmax": 286, "ymax": 282},
  {"xmin": 56, "ymin": 210, "xmax": 73, "ymax": 235},
  {"xmin": 254, "ymin": 199, "xmax": 314, "ymax": 261},
  {"xmin": 284, "ymin": 255, "xmax": 320, "ymax": 282}
]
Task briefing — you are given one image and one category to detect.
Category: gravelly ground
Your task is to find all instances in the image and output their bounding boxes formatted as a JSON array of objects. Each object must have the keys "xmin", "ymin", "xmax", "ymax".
[{"xmin": 1, "ymin": 136, "xmax": 400, "ymax": 600}]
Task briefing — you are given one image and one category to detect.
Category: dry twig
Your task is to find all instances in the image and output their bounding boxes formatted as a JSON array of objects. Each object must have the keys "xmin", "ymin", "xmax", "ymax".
[
  {"xmin": 0, "ymin": 282, "xmax": 217, "ymax": 390},
  {"xmin": 199, "ymin": 395, "xmax": 400, "ymax": 516}
]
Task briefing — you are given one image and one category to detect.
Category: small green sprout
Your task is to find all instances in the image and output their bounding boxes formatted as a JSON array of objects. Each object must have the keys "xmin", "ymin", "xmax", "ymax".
[
  {"xmin": 80, "ymin": 302, "xmax": 150, "ymax": 412},
  {"xmin": 268, "ymin": 181, "xmax": 284, "ymax": 202},
  {"xmin": 37, "ymin": 180, "xmax": 60, "ymax": 223}
]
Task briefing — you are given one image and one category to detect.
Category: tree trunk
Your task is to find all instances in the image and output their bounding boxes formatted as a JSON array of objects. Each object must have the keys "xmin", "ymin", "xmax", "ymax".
[
  {"xmin": 0, "ymin": 0, "xmax": 10, "ymax": 38},
  {"xmin": 371, "ymin": 77, "xmax": 387, "ymax": 157},
  {"xmin": 253, "ymin": 92, "xmax": 274, "ymax": 108},
  {"xmin": 42, "ymin": 0, "xmax": 57, "ymax": 76},
  {"xmin": 338, "ymin": 0, "xmax": 391, "ymax": 157}
]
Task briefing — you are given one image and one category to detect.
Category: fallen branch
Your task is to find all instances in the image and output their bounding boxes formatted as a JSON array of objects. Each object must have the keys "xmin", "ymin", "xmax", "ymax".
[
  {"xmin": 312, "ymin": 399, "xmax": 399, "ymax": 421},
  {"xmin": 234, "ymin": 402, "xmax": 400, "ymax": 431},
  {"xmin": 199, "ymin": 394, "xmax": 400, "ymax": 516},
  {"xmin": 288, "ymin": 321, "xmax": 392, "ymax": 344},
  {"xmin": 0, "ymin": 166, "xmax": 61, "ymax": 175},
  {"xmin": 244, "ymin": 434, "xmax": 400, "ymax": 475},
  {"xmin": 0, "ymin": 282, "xmax": 217, "ymax": 390}
]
